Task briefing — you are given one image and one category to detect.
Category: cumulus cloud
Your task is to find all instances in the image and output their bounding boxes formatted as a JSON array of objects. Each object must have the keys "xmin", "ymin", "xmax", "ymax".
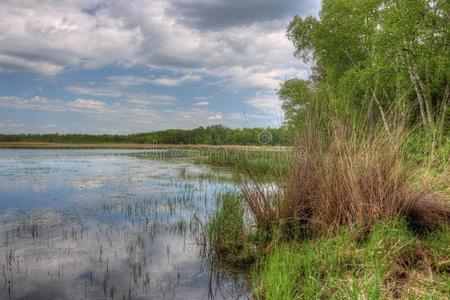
[
  {"xmin": 0, "ymin": 0, "xmax": 141, "ymax": 75},
  {"xmin": 0, "ymin": 0, "xmax": 314, "ymax": 86},
  {"xmin": 0, "ymin": 0, "xmax": 320, "ymax": 132}
]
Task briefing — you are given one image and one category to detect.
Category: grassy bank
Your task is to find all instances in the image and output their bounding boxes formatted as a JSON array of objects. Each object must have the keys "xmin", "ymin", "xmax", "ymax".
[
  {"xmin": 208, "ymin": 185, "xmax": 449, "ymax": 299},
  {"xmin": 206, "ymin": 122, "xmax": 449, "ymax": 298},
  {"xmin": 253, "ymin": 219, "xmax": 450, "ymax": 299}
]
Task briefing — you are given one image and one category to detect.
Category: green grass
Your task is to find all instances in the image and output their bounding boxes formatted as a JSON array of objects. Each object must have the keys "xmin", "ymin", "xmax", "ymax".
[
  {"xmin": 252, "ymin": 219, "xmax": 450, "ymax": 299},
  {"xmin": 207, "ymin": 194, "xmax": 450, "ymax": 299},
  {"xmin": 195, "ymin": 148, "xmax": 291, "ymax": 180},
  {"xmin": 203, "ymin": 128, "xmax": 449, "ymax": 298},
  {"xmin": 207, "ymin": 193, "xmax": 256, "ymax": 268},
  {"xmin": 205, "ymin": 130, "xmax": 449, "ymax": 298}
]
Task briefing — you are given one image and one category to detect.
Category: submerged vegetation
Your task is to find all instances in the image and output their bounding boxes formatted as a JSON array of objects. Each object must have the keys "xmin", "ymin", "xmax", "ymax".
[{"xmin": 207, "ymin": 0, "xmax": 450, "ymax": 298}]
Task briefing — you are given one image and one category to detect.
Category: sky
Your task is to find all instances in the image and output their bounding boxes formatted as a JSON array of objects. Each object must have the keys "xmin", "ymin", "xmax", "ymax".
[{"xmin": 0, "ymin": 0, "xmax": 320, "ymax": 134}]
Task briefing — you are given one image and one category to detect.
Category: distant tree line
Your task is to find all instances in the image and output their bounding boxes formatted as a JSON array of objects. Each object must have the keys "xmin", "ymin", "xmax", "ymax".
[{"xmin": 0, "ymin": 125, "xmax": 293, "ymax": 146}]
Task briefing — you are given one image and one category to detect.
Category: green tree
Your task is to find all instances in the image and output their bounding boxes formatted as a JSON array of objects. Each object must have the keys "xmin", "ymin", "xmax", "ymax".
[
  {"xmin": 278, "ymin": 79, "xmax": 312, "ymax": 128},
  {"xmin": 286, "ymin": 0, "xmax": 449, "ymax": 131}
]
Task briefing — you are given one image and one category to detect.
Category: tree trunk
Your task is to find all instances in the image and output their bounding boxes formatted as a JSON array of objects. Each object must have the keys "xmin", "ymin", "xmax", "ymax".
[
  {"xmin": 408, "ymin": 65, "xmax": 428, "ymax": 126},
  {"xmin": 372, "ymin": 91, "xmax": 390, "ymax": 134},
  {"xmin": 411, "ymin": 63, "xmax": 434, "ymax": 125}
]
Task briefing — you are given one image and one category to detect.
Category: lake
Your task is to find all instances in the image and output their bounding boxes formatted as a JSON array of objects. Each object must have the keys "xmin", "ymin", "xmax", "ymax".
[{"xmin": 0, "ymin": 149, "xmax": 249, "ymax": 300}]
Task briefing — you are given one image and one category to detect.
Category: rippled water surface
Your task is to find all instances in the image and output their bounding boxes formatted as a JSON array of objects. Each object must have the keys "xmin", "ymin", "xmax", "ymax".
[{"xmin": 0, "ymin": 149, "xmax": 248, "ymax": 300}]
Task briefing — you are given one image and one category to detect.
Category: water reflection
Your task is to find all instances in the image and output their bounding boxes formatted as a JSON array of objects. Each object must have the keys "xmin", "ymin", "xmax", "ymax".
[{"xmin": 0, "ymin": 149, "xmax": 249, "ymax": 299}]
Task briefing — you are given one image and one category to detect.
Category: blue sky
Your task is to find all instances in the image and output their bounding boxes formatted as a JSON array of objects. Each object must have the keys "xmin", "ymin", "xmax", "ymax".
[{"xmin": 0, "ymin": 0, "xmax": 320, "ymax": 134}]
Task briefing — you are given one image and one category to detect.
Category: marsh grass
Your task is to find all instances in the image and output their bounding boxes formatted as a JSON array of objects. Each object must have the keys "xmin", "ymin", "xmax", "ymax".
[
  {"xmin": 207, "ymin": 112, "xmax": 450, "ymax": 298},
  {"xmin": 238, "ymin": 120, "xmax": 449, "ymax": 238},
  {"xmin": 207, "ymin": 193, "xmax": 256, "ymax": 268},
  {"xmin": 196, "ymin": 148, "xmax": 291, "ymax": 181}
]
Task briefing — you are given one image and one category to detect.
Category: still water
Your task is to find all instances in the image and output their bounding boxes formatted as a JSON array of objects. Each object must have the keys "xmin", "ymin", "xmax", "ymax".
[{"xmin": 0, "ymin": 149, "xmax": 248, "ymax": 300}]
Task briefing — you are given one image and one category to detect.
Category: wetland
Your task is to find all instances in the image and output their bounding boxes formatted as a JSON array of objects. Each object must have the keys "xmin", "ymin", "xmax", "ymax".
[{"xmin": 0, "ymin": 149, "xmax": 249, "ymax": 300}]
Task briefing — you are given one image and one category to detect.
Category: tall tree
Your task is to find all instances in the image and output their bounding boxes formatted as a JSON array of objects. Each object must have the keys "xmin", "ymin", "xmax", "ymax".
[{"xmin": 285, "ymin": 0, "xmax": 449, "ymax": 130}]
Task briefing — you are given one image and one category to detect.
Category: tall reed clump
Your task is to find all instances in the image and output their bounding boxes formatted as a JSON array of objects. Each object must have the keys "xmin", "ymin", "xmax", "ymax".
[
  {"xmin": 283, "ymin": 123, "xmax": 449, "ymax": 233},
  {"xmin": 240, "ymin": 107, "xmax": 450, "ymax": 237},
  {"xmin": 240, "ymin": 115, "xmax": 450, "ymax": 298},
  {"xmin": 207, "ymin": 193, "xmax": 256, "ymax": 268}
]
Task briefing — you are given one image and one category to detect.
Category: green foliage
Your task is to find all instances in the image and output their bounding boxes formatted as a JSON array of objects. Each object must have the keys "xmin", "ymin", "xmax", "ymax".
[
  {"xmin": 0, "ymin": 125, "xmax": 293, "ymax": 146},
  {"xmin": 278, "ymin": 79, "xmax": 312, "ymax": 128},
  {"xmin": 285, "ymin": 0, "xmax": 449, "ymax": 131}
]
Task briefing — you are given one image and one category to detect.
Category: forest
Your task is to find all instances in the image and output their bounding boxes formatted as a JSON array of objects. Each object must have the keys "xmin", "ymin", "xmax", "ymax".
[{"xmin": 0, "ymin": 125, "xmax": 292, "ymax": 145}]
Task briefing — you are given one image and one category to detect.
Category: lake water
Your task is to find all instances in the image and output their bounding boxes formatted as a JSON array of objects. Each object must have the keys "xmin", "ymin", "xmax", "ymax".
[{"xmin": 0, "ymin": 149, "xmax": 249, "ymax": 300}]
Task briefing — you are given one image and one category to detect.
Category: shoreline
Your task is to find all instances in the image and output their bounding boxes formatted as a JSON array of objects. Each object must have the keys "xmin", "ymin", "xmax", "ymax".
[{"xmin": 0, "ymin": 142, "xmax": 290, "ymax": 151}]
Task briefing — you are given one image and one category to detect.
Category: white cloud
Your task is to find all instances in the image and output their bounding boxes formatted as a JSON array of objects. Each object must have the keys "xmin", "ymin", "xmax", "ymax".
[
  {"xmin": 0, "ymin": 1, "xmax": 141, "ymax": 75},
  {"xmin": 0, "ymin": 95, "xmax": 266, "ymax": 133},
  {"xmin": 66, "ymin": 85, "xmax": 123, "ymax": 97},
  {"xmin": 67, "ymin": 98, "xmax": 106, "ymax": 110},
  {"xmin": 66, "ymin": 84, "xmax": 177, "ymax": 105},
  {"xmin": 0, "ymin": 0, "xmax": 312, "ymax": 87},
  {"xmin": 194, "ymin": 96, "xmax": 208, "ymax": 101},
  {"xmin": 128, "ymin": 94, "xmax": 177, "ymax": 105},
  {"xmin": 227, "ymin": 112, "xmax": 267, "ymax": 121},
  {"xmin": 149, "ymin": 74, "xmax": 202, "ymax": 86},
  {"xmin": 108, "ymin": 75, "xmax": 152, "ymax": 86},
  {"xmin": 194, "ymin": 101, "xmax": 209, "ymax": 106},
  {"xmin": 0, "ymin": 121, "xmax": 24, "ymax": 128},
  {"xmin": 0, "ymin": 96, "xmax": 66, "ymax": 112},
  {"xmin": 207, "ymin": 113, "xmax": 223, "ymax": 121},
  {"xmin": 108, "ymin": 73, "xmax": 201, "ymax": 87},
  {"xmin": 0, "ymin": 0, "xmax": 320, "ymax": 132},
  {"xmin": 245, "ymin": 95, "xmax": 282, "ymax": 110},
  {"xmin": 0, "ymin": 53, "xmax": 65, "ymax": 75}
]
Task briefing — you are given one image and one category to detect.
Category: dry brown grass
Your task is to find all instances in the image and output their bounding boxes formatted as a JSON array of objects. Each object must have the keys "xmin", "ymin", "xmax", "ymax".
[{"xmin": 239, "ymin": 121, "xmax": 450, "ymax": 234}]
